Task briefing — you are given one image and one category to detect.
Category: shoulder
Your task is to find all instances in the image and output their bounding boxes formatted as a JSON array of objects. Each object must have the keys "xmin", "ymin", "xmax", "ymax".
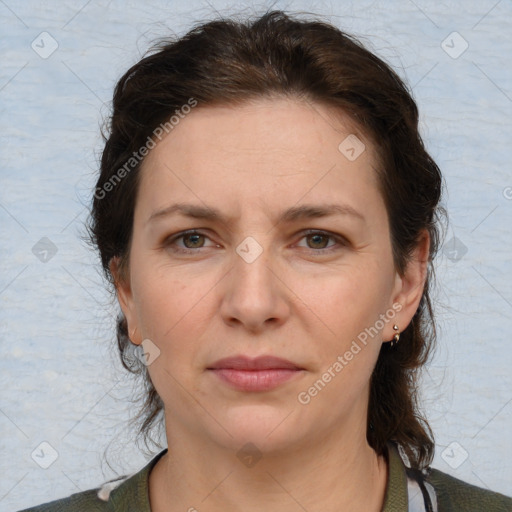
[
  {"xmin": 16, "ymin": 487, "xmax": 112, "ymax": 512},
  {"xmin": 18, "ymin": 448, "xmax": 168, "ymax": 512},
  {"xmin": 427, "ymin": 467, "xmax": 512, "ymax": 512}
]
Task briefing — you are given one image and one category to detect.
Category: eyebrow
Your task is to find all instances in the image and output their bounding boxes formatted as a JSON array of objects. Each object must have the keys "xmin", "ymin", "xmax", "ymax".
[{"xmin": 147, "ymin": 202, "xmax": 365, "ymax": 225}]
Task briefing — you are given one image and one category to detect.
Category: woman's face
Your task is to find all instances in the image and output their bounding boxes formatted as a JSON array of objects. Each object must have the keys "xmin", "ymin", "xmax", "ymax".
[{"xmin": 114, "ymin": 97, "xmax": 425, "ymax": 452}]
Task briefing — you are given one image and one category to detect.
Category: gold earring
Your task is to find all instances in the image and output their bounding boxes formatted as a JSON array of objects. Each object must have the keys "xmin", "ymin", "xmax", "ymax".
[
  {"xmin": 391, "ymin": 325, "xmax": 400, "ymax": 347},
  {"xmin": 130, "ymin": 326, "xmax": 138, "ymax": 343}
]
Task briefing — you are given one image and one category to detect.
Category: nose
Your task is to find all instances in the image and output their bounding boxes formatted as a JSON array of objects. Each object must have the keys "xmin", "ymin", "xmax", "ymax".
[{"xmin": 219, "ymin": 242, "xmax": 291, "ymax": 333}]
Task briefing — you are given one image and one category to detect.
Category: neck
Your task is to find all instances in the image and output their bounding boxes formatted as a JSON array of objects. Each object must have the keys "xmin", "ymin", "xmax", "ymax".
[{"xmin": 149, "ymin": 421, "xmax": 388, "ymax": 512}]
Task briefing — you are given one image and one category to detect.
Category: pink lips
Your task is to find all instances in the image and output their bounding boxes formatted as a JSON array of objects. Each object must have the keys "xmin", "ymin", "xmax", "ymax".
[{"xmin": 207, "ymin": 355, "xmax": 303, "ymax": 392}]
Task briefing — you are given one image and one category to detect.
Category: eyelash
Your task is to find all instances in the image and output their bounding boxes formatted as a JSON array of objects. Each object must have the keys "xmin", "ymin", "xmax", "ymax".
[{"xmin": 164, "ymin": 229, "xmax": 347, "ymax": 255}]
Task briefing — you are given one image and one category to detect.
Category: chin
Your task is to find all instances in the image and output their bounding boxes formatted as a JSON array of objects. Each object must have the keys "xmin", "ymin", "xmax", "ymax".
[{"xmin": 209, "ymin": 405, "xmax": 304, "ymax": 453}]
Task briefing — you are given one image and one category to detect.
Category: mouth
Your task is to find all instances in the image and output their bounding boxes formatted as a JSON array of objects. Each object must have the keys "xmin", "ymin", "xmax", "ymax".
[{"xmin": 207, "ymin": 355, "xmax": 304, "ymax": 392}]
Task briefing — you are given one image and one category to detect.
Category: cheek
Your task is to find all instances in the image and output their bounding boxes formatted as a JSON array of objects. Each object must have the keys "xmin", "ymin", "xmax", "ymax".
[
  {"xmin": 135, "ymin": 272, "xmax": 210, "ymax": 406},
  {"xmin": 297, "ymin": 269, "xmax": 389, "ymax": 402},
  {"xmin": 296, "ymin": 261, "xmax": 392, "ymax": 335},
  {"xmin": 131, "ymin": 256, "xmax": 219, "ymax": 364}
]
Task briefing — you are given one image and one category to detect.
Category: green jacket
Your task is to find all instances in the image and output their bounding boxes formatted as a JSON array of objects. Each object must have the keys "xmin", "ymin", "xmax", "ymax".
[{"xmin": 19, "ymin": 442, "xmax": 512, "ymax": 511}]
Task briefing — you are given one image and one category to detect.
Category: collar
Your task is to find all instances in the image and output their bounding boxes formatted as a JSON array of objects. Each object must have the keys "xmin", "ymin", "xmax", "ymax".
[{"xmin": 382, "ymin": 441, "xmax": 409, "ymax": 511}]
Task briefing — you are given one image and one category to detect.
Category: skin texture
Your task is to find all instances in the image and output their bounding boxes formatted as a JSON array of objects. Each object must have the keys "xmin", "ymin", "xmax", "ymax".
[{"xmin": 111, "ymin": 97, "xmax": 429, "ymax": 512}]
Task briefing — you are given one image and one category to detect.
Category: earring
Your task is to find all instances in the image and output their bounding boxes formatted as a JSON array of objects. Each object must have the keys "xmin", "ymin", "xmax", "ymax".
[
  {"xmin": 390, "ymin": 325, "xmax": 400, "ymax": 347},
  {"xmin": 130, "ymin": 326, "xmax": 138, "ymax": 343}
]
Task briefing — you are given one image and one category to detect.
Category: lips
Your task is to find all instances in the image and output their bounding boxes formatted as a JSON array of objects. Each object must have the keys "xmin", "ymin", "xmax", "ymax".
[
  {"xmin": 207, "ymin": 355, "xmax": 302, "ymax": 371},
  {"xmin": 207, "ymin": 355, "xmax": 304, "ymax": 392}
]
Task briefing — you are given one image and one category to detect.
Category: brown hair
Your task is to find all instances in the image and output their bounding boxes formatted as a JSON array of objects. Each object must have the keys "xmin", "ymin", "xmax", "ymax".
[{"xmin": 88, "ymin": 9, "xmax": 445, "ymax": 469}]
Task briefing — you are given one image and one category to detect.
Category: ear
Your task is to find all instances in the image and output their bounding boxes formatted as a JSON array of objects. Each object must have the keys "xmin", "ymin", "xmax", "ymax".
[
  {"xmin": 386, "ymin": 230, "xmax": 430, "ymax": 340},
  {"xmin": 109, "ymin": 256, "xmax": 141, "ymax": 345}
]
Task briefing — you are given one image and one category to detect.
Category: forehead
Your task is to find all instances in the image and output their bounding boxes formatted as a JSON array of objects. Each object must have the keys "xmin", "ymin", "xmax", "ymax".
[{"xmin": 136, "ymin": 97, "xmax": 383, "ymax": 223}]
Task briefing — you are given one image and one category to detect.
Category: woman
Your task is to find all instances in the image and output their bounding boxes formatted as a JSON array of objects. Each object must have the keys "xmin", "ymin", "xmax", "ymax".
[{"xmin": 21, "ymin": 9, "xmax": 512, "ymax": 512}]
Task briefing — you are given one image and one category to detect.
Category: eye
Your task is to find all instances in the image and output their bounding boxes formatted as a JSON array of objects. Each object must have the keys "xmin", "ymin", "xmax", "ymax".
[
  {"xmin": 296, "ymin": 230, "xmax": 346, "ymax": 254},
  {"xmin": 164, "ymin": 230, "xmax": 217, "ymax": 254}
]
